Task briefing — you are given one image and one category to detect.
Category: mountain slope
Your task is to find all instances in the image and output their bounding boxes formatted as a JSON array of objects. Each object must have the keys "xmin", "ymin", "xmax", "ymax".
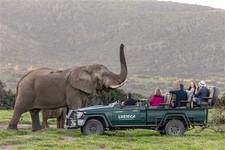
[{"xmin": 0, "ymin": 0, "xmax": 224, "ymax": 77}]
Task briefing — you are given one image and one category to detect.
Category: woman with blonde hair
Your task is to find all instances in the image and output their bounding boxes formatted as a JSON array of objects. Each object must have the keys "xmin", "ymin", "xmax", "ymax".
[{"xmin": 149, "ymin": 88, "xmax": 164, "ymax": 106}]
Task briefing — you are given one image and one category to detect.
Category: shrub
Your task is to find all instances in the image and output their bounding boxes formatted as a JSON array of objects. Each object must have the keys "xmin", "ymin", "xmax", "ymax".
[
  {"xmin": 0, "ymin": 80, "xmax": 15, "ymax": 109},
  {"xmin": 214, "ymin": 93, "xmax": 225, "ymax": 109},
  {"xmin": 86, "ymin": 89, "xmax": 127, "ymax": 106},
  {"xmin": 85, "ymin": 89, "xmax": 146, "ymax": 106},
  {"xmin": 210, "ymin": 93, "xmax": 225, "ymax": 126}
]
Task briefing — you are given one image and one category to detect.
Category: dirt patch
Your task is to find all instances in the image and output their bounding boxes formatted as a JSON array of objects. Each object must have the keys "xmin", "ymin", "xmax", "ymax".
[
  {"xmin": 0, "ymin": 123, "xmax": 32, "ymax": 130},
  {"xmin": 58, "ymin": 136, "xmax": 80, "ymax": 141},
  {"xmin": 0, "ymin": 123, "xmax": 57, "ymax": 130},
  {"xmin": 18, "ymin": 135, "xmax": 33, "ymax": 139},
  {"xmin": 99, "ymin": 144, "xmax": 106, "ymax": 149},
  {"xmin": 0, "ymin": 144, "xmax": 15, "ymax": 150}
]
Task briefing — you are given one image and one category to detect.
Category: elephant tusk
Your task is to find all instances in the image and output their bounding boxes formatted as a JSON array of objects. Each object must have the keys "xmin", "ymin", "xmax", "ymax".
[{"xmin": 110, "ymin": 80, "xmax": 127, "ymax": 89}]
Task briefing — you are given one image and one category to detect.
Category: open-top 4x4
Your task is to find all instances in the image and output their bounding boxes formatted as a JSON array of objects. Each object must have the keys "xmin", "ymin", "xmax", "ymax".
[{"xmin": 66, "ymin": 86, "xmax": 218, "ymax": 136}]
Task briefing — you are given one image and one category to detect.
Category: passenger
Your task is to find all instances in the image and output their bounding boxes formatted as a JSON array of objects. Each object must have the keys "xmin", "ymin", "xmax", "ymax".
[
  {"xmin": 187, "ymin": 81, "xmax": 198, "ymax": 97},
  {"xmin": 169, "ymin": 84, "xmax": 187, "ymax": 108},
  {"xmin": 124, "ymin": 93, "xmax": 137, "ymax": 106},
  {"xmin": 193, "ymin": 80, "xmax": 209, "ymax": 105},
  {"xmin": 149, "ymin": 88, "xmax": 164, "ymax": 107}
]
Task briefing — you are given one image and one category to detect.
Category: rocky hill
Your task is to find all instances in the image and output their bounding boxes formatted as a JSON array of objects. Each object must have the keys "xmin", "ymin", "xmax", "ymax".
[{"xmin": 0, "ymin": 0, "xmax": 224, "ymax": 79}]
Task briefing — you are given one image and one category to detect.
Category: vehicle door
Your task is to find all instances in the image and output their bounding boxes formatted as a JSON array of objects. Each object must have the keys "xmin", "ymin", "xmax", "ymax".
[{"xmin": 112, "ymin": 106, "xmax": 146, "ymax": 126}]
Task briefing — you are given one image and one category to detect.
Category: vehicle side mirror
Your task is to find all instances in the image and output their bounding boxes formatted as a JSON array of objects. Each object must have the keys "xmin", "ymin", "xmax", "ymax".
[{"xmin": 121, "ymin": 101, "xmax": 125, "ymax": 107}]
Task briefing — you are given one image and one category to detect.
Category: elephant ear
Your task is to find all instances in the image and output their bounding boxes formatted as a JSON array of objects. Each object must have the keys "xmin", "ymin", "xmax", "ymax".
[{"xmin": 68, "ymin": 67, "xmax": 95, "ymax": 94}]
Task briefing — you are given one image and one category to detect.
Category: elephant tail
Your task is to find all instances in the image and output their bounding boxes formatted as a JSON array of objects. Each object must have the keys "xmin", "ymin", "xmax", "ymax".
[{"xmin": 14, "ymin": 70, "xmax": 36, "ymax": 108}]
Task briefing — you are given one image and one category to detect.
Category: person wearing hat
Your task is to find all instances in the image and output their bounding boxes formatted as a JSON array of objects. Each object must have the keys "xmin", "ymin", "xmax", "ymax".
[{"xmin": 193, "ymin": 80, "xmax": 210, "ymax": 104}]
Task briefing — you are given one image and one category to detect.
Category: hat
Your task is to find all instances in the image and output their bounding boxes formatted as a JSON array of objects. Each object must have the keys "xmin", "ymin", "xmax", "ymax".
[{"xmin": 199, "ymin": 80, "xmax": 206, "ymax": 87}]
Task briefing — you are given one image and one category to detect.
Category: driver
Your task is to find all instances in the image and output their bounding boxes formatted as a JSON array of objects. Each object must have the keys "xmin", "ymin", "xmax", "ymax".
[{"xmin": 124, "ymin": 93, "xmax": 137, "ymax": 106}]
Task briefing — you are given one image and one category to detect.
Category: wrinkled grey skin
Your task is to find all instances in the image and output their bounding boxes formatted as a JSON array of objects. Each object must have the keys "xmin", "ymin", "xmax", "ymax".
[
  {"xmin": 8, "ymin": 44, "xmax": 127, "ymax": 131},
  {"xmin": 41, "ymin": 107, "xmax": 67, "ymax": 128}
]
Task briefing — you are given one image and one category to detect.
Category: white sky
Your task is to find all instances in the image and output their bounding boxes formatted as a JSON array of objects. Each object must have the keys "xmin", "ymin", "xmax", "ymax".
[{"xmin": 158, "ymin": 0, "xmax": 225, "ymax": 10}]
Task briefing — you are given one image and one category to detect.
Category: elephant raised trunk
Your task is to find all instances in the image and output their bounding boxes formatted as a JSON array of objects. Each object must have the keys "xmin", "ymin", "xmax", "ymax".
[{"xmin": 107, "ymin": 44, "xmax": 127, "ymax": 89}]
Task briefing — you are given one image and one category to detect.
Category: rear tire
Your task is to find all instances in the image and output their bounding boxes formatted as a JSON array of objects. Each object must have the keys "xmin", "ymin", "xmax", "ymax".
[
  {"xmin": 83, "ymin": 119, "xmax": 104, "ymax": 135},
  {"xmin": 165, "ymin": 120, "xmax": 185, "ymax": 136}
]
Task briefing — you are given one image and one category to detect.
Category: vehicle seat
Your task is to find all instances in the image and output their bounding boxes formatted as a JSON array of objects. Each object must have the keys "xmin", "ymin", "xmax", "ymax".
[
  {"xmin": 159, "ymin": 93, "xmax": 172, "ymax": 108},
  {"xmin": 200, "ymin": 86, "xmax": 218, "ymax": 107},
  {"xmin": 185, "ymin": 90, "xmax": 193, "ymax": 108}
]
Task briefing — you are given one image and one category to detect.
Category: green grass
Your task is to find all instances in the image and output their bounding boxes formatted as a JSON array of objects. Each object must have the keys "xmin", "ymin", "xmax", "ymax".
[
  {"xmin": 0, "ymin": 110, "xmax": 31, "ymax": 124},
  {"xmin": 0, "ymin": 110, "xmax": 57, "ymax": 125},
  {"xmin": 0, "ymin": 110, "xmax": 225, "ymax": 150},
  {"xmin": 0, "ymin": 127, "xmax": 225, "ymax": 150}
]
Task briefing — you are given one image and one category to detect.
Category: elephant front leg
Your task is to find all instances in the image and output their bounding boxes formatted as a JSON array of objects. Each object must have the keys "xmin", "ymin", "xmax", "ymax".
[
  {"xmin": 46, "ymin": 121, "xmax": 50, "ymax": 128},
  {"xmin": 29, "ymin": 109, "xmax": 42, "ymax": 131},
  {"xmin": 57, "ymin": 113, "xmax": 66, "ymax": 128}
]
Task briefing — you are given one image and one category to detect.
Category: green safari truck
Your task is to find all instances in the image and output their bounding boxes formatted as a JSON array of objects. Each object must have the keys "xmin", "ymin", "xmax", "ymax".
[{"xmin": 66, "ymin": 102, "xmax": 208, "ymax": 136}]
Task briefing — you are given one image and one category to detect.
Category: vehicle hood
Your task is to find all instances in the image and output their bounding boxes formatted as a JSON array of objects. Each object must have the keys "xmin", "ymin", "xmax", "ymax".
[{"xmin": 77, "ymin": 105, "xmax": 113, "ymax": 112}]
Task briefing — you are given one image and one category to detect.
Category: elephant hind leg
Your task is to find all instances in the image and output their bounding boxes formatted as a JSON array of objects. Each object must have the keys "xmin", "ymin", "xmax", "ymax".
[
  {"xmin": 41, "ymin": 119, "xmax": 49, "ymax": 128},
  {"xmin": 57, "ymin": 117, "xmax": 60, "ymax": 128},
  {"xmin": 29, "ymin": 109, "xmax": 42, "ymax": 131},
  {"xmin": 7, "ymin": 110, "xmax": 23, "ymax": 130}
]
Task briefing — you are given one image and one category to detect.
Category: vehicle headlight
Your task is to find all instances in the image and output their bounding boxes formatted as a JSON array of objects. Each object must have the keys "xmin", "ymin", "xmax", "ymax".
[{"xmin": 77, "ymin": 111, "xmax": 84, "ymax": 119}]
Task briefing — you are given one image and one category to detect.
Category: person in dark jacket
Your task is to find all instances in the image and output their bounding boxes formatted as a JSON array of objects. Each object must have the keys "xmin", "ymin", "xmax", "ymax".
[
  {"xmin": 125, "ymin": 93, "xmax": 136, "ymax": 106},
  {"xmin": 169, "ymin": 84, "xmax": 187, "ymax": 107},
  {"xmin": 193, "ymin": 80, "xmax": 209, "ymax": 104}
]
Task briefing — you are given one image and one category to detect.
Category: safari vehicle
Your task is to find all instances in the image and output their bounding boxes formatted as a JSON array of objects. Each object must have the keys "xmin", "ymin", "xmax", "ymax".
[{"xmin": 66, "ymin": 86, "xmax": 218, "ymax": 136}]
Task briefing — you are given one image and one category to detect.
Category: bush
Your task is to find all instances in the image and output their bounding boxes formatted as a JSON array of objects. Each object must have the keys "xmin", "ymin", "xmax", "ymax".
[
  {"xmin": 211, "ymin": 93, "xmax": 225, "ymax": 125},
  {"xmin": 86, "ymin": 89, "xmax": 127, "ymax": 106},
  {"xmin": 0, "ymin": 80, "xmax": 15, "ymax": 109},
  {"xmin": 214, "ymin": 93, "xmax": 225, "ymax": 109},
  {"xmin": 85, "ymin": 89, "xmax": 147, "ymax": 106}
]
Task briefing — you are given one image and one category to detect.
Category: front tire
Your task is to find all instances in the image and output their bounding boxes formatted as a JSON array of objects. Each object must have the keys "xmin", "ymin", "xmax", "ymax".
[
  {"xmin": 83, "ymin": 119, "xmax": 104, "ymax": 135},
  {"xmin": 165, "ymin": 120, "xmax": 185, "ymax": 136}
]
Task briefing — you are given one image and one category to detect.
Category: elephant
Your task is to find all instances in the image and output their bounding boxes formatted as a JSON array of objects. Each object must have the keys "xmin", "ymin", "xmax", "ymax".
[
  {"xmin": 41, "ymin": 107, "xmax": 67, "ymax": 128},
  {"xmin": 8, "ymin": 44, "xmax": 127, "ymax": 131}
]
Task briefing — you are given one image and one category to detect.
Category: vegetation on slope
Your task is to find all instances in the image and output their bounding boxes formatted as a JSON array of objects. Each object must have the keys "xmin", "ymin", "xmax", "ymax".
[{"xmin": 0, "ymin": 0, "xmax": 224, "ymax": 77}]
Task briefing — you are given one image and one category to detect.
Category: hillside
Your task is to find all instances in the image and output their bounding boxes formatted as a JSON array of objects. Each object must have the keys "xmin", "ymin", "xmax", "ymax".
[{"xmin": 0, "ymin": 0, "xmax": 224, "ymax": 94}]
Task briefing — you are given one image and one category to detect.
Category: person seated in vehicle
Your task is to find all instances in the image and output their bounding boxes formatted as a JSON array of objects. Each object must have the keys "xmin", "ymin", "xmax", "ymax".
[
  {"xmin": 187, "ymin": 81, "xmax": 198, "ymax": 97},
  {"xmin": 169, "ymin": 84, "xmax": 187, "ymax": 108},
  {"xmin": 124, "ymin": 93, "xmax": 137, "ymax": 106},
  {"xmin": 193, "ymin": 80, "xmax": 209, "ymax": 105},
  {"xmin": 149, "ymin": 88, "xmax": 164, "ymax": 107}
]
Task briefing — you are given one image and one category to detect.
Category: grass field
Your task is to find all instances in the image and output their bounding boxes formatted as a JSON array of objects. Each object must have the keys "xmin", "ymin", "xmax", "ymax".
[{"xmin": 0, "ymin": 110, "xmax": 225, "ymax": 150}]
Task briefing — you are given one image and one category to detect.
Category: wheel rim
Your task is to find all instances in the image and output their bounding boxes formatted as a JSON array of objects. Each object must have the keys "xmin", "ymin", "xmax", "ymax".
[
  {"xmin": 89, "ymin": 123, "xmax": 98, "ymax": 134},
  {"xmin": 170, "ymin": 125, "xmax": 180, "ymax": 134}
]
